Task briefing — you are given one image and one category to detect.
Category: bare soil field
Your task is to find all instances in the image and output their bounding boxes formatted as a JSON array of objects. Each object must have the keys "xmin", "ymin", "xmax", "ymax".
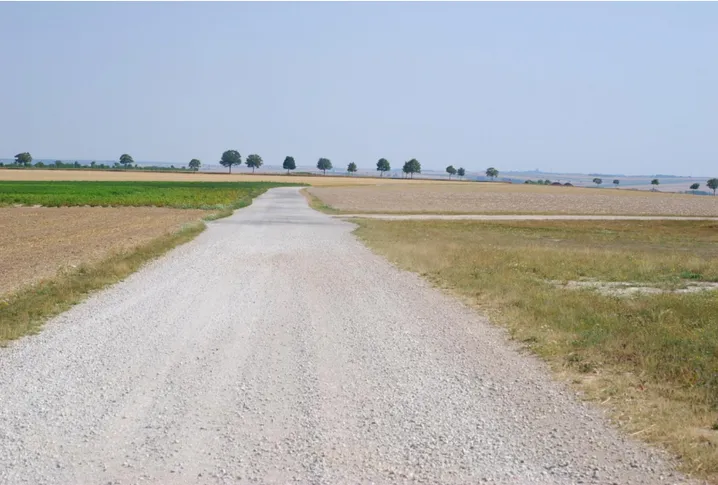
[
  {"xmin": 0, "ymin": 206, "xmax": 206, "ymax": 297},
  {"xmin": 309, "ymin": 184, "xmax": 718, "ymax": 216},
  {"xmin": 0, "ymin": 168, "xmax": 456, "ymax": 187}
]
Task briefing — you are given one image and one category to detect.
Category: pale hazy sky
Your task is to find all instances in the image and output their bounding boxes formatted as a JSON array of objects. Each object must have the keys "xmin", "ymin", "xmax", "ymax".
[{"xmin": 1, "ymin": 2, "xmax": 716, "ymax": 175}]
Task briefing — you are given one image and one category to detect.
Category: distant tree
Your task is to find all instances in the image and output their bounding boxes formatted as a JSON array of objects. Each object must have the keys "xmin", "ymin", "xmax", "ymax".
[
  {"xmin": 376, "ymin": 158, "xmax": 390, "ymax": 177},
  {"xmin": 690, "ymin": 182, "xmax": 700, "ymax": 194},
  {"xmin": 544, "ymin": 179, "xmax": 551, "ymax": 185},
  {"xmin": 402, "ymin": 159, "xmax": 421, "ymax": 179},
  {"xmin": 246, "ymin": 154, "xmax": 263, "ymax": 173},
  {"xmin": 119, "ymin": 154, "xmax": 134, "ymax": 168},
  {"xmin": 317, "ymin": 158, "xmax": 332, "ymax": 174},
  {"xmin": 188, "ymin": 159, "xmax": 201, "ymax": 171},
  {"xmin": 485, "ymin": 167, "xmax": 499, "ymax": 180},
  {"xmin": 707, "ymin": 178, "xmax": 718, "ymax": 196},
  {"xmin": 220, "ymin": 150, "xmax": 242, "ymax": 173},
  {"xmin": 613, "ymin": 179, "xmax": 620, "ymax": 188},
  {"xmin": 55, "ymin": 160, "xmax": 63, "ymax": 168},
  {"xmin": 457, "ymin": 167, "xmax": 465, "ymax": 179},
  {"xmin": 73, "ymin": 161, "xmax": 81, "ymax": 168},
  {"xmin": 14, "ymin": 152, "xmax": 32, "ymax": 166},
  {"xmin": 283, "ymin": 156, "xmax": 296, "ymax": 174},
  {"xmin": 90, "ymin": 161, "xmax": 97, "ymax": 168},
  {"xmin": 446, "ymin": 165, "xmax": 457, "ymax": 179},
  {"xmin": 34, "ymin": 161, "xmax": 45, "ymax": 168},
  {"xmin": 592, "ymin": 177, "xmax": 603, "ymax": 187},
  {"xmin": 347, "ymin": 162, "xmax": 357, "ymax": 175},
  {"xmin": 651, "ymin": 178, "xmax": 660, "ymax": 190}
]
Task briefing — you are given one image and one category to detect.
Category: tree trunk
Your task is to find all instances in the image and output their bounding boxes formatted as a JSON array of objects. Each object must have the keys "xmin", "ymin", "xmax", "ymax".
[{"xmin": 252, "ymin": 167, "xmax": 255, "ymax": 173}]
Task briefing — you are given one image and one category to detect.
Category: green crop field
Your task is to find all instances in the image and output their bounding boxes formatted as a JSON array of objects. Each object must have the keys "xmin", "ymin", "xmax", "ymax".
[{"xmin": 0, "ymin": 181, "xmax": 299, "ymax": 210}]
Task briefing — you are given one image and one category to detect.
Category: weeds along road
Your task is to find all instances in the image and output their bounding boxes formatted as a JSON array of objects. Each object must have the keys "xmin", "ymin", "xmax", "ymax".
[{"xmin": 0, "ymin": 187, "xmax": 692, "ymax": 484}]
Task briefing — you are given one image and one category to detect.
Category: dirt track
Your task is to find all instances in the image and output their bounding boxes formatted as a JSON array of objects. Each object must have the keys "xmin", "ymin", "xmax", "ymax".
[{"xmin": 0, "ymin": 188, "xmax": 692, "ymax": 484}]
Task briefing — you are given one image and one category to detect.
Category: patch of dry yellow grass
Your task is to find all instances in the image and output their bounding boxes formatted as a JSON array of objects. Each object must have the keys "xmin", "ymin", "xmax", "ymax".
[
  {"xmin": 0, "ymin": 168, "xmax": 458, "ymax": 187},
  {"xmin": 310, "ymin": 184, "xmax": 718, "ymax": 216}
]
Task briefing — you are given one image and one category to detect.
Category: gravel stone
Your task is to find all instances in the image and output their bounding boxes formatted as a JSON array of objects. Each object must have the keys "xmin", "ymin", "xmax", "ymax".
[{"xmin": 0, "ymin": 187, "xmax": 696, "ymax": 484}]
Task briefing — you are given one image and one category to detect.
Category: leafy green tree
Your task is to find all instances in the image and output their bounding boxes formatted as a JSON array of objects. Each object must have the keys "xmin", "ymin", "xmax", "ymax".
[
  {"xmin": 119, "ymin": 154, "xmax": 134, "ymax": 168},
  {"xmin": 457, "ymin": 167, "xmax": 465, "ymax": 179},
  {"xmin": 690, "ymin": 182, "xmax": 700, "ymax": 194},
  {"xmin": 613, "ymin": 179, "xmax": 620, "ymax": 188},
  {"xmin": 707, "ymin": 178, "xmax": 718, "ymax": 196},
  {"xmin": 651, "ymin": 178, "xmax": 660, "ymax": 190},
  {"xmin": 188, "ymin": 159, "xmax": 201, "ymax": 171},
  {"xmin": 220, "ymin": 150, "xmax": 242, "ymax": 173},
  {"xmin": 485, "ymin": 167, "xmax": 499, "ymax": 180},
  {"xmin": 283, "ymin": 156, "xmax": 296, "ymax": 174},
  {"xmin": 90, "ymin": 161, "xmax": 97, "ymax": 168},
  {"xmin": 544, "ymin": 179, "xmax": 552, "ymax": 185},
  {"xmin": 592, "ymin": 177, "xmax": 603, "ymax": 187},
  {"xmin": 34, "ymin": 161, "xmax": 45, "ymax": 168},
  {"xmin": 402, "ymin": 159, "xmax": 421, "ymax": 179},
  {"xmin": 347, "ymin": 162, "xmax": 357, "ymax": 175},
  {"xmin": 14, "ymin": 152, "xmax": 32, "ymax": 166},
  {"xmin": 246, "ymin": 154, "xmax": 263, "ymax": 173},
  {"xmin": 317, "ymin": 158, "xmax": 332, "ymax": 174},
  {"xmin": 446, "ymin": 165, "xmax": 457, "ymax": 179},
  {"xmin": 376, "ymin": 158, "xmax": 390, "ymax": 176}
]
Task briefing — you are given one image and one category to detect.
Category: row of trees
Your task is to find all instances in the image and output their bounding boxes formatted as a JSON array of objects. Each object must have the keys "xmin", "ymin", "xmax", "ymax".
[
  {"xmin": 9, "ymin": 152, "xmax": 718, "ymax": 194},
  {"xmin": 591, "ymin": 177, "xmax": 718, "ymax": 195}
]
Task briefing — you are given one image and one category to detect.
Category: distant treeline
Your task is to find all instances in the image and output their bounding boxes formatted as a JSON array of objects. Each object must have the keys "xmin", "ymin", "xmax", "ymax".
[{"xmin": 0, "ymin": 160, "xmax": 191, "ymax": 172}]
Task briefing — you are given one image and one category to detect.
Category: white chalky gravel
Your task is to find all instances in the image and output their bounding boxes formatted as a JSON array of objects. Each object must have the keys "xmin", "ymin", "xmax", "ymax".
[{"xmin": 0, "ymin": 187, "xmax": 694, "ymax": 484}]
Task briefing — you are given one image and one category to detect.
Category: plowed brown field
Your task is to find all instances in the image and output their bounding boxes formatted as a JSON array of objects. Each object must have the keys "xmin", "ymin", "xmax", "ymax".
[
  {"xmin": 0, "ymin": 207, "xmax": 206, "ymax": 296},
  {"xmin": 309, "ymin": 184, "xmax": 718, "ymax": 216}
]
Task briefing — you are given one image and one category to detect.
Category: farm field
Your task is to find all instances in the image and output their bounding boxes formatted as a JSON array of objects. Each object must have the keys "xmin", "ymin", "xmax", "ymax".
[
  {"xmin": 0, "ymin": 181, "xmax": 293, "ymax": 209},
  {"xmin": 354, "ymin": 218, "xmax": 718, "ymax": 480},
  {"xmin": 0, "ymin": 168, "xmax": 460, "ymax": 186},
  {"xmin": 309, "ymin": 183, "xmax": 718, "ymax": 216},
  {"xmin": 0, "ymin": 180, "xmax": 282, "ymax": 342},
  {"xmin": 0, "ymin": 206, "xmax": 206, "ymax": 297}
]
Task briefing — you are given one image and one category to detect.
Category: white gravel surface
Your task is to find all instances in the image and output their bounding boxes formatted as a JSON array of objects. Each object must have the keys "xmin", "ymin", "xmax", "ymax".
[{"xmin": 0, "ymin": 187, "xmax": 695, "ymax": 484}]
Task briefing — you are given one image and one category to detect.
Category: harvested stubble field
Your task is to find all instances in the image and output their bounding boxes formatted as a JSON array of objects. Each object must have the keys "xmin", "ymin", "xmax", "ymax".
[
  {"xmin": 0, "ymin": 168, "xmax": 454, "ymax": 187},
  {"xmin": 0, "ymin": 207, "xmax": 207, "ymax": 298},
  {"xmin": 309, "ymin": 183, "xmax": 718, "ymax": 216},
  {"xmin": 355, "ymin": 218, "xmax": 718, "ymax": 481}
]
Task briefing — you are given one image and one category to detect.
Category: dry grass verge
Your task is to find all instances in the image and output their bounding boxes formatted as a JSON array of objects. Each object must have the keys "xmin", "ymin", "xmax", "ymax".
[
  {"xmin": 0, "ymin": 221, "xmax": 206, "ymax": 343},
  {"xmin": 354, "ymin": 219, "xmax": 718, "ymax": 482},
  {"xmin": 300, "ymin": 188, "xmax": 341, "ymax": 214},
  {"xmin": 310, "ymin": 184, "xmax": 718, "ymax": 216}
]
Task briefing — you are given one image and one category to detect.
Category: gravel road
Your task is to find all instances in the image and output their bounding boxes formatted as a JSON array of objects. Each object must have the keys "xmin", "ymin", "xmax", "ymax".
[{"xmin": 0, "ymin": 187, "xmax": 693, "ymax": 484}]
